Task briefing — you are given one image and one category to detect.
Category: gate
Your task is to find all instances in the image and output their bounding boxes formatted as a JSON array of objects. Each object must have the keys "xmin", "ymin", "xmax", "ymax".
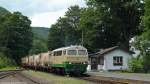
[{"xmin": 91, "ymin": 57, "xmax": 98, "ymax": 70}]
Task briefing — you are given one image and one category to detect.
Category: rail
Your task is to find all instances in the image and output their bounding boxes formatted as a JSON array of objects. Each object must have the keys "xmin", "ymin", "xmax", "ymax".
[{"xmin": 0, "ymin": 70, "xmax": 41, "ymax": 84}]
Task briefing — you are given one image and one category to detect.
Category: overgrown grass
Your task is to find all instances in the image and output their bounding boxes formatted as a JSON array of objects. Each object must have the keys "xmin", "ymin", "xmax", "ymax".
[
  {"xmin": 0, "ymin": 66, "xmax": 18, "ymax": 71},
  {"xmin": 23, "ymin": 70, "xmax": 90, "ymax": 84},
  {"xmin": 110, "ymin": 70, "xmax": 150, "ymax": 77},
  {"xmin": 0, "ymin": 52, "xmax": 16, "ymax": 69}
]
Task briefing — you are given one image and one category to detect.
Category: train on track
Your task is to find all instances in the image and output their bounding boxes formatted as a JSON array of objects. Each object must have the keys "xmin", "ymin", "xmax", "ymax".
[{"xmin": 22, "ymin": 45, "xmax": 88, "ymax": 75}]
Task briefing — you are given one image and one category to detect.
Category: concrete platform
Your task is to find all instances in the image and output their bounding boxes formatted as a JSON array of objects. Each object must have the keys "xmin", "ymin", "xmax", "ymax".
[{"xmin": 87, "ymin": 71, "xmax": 150, "ymax": 82}]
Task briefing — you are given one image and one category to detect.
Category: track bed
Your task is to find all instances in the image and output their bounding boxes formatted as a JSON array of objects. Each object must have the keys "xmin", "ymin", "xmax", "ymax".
[
  {"xmin": 0, "ymin": 70, "xmax": 51, "ymax": 84},
  {"xmin": 78, "ymin": 74, "xmax": 150, "ymax": 84}
]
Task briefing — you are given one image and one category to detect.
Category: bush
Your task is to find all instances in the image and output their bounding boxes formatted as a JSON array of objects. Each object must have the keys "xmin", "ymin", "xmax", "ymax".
[
  {"xmin": 129, "ymin": 58, "xmax": 144, "ymax": 73},
  {"xmin": 142, "ymin": 54, "xmax": 150, "ymax": 73},
  {"xmin": 0, "ymin": 52, "xmax": 16, "ymax": 69}
]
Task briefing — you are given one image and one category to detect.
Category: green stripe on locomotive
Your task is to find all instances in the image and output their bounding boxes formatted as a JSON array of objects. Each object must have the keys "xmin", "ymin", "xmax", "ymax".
[{"xmin": 51, "ymin": 62, "xmax": 88, "ymax": 74}]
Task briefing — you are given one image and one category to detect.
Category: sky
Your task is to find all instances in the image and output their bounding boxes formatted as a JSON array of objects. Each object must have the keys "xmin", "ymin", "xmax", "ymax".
[{"xmin": 0, "ymin": 0, "xmax": 86, "ymax": 27}]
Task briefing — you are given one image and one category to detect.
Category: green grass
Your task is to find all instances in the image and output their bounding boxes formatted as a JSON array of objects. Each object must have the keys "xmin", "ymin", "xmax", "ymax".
[
  {"xmin": 0, "ymin": 66, "xmax": 18, "ymax": 71},
  {"xmin": 23, "ymin": 70, "xmax": 90, "ymax": 84}
]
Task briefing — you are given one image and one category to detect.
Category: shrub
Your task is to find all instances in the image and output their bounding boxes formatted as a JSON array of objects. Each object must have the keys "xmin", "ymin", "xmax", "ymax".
[
  {"xmin": 129, "ymin": 58, "xmax": 144, "ymax": 73},
  {"xmin": 142, "ymin": 54, "xmax": 150, "ymax": 73},
  {"xmin": 0, "ymin": 52, "xmax": 16, "ymax": 69}
]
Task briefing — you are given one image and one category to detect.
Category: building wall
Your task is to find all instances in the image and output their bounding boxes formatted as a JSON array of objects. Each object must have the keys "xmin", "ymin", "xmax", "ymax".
[{"xmin": 104, "ymin": 49, "xmax": 131, "ymax": 70}]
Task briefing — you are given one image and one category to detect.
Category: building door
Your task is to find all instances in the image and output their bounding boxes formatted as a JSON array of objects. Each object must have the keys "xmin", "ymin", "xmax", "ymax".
[{"xmin": 91, "ymin": 57, "xmax": 98, "ymax": 70}]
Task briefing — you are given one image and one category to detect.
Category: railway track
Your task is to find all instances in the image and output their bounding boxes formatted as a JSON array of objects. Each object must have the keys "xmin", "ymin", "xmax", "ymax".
[
  {"xmin": 0, "ymin": 70, "xmax": 23, "ymax": 79},
  {"xmin": 0, "ymin": 70, "xmax": 49, "ymax": 84},
  {"xmin": 3, "ymin": 70, "xmax": 148, "ymax": 84},
  {"xmin": 21, "ymin": 70, "xmax": 131, "ymax": 84},
  {"xmin": 0, "ymin": 71, "xmax": 16, "ymax": 79},
  {"xmin": 74, "ymin": 74, "xmax": 150, "ymax": 84},
  {"xmin": 78, "ymin": 75, "xmax": 128, "ymax": 84}
]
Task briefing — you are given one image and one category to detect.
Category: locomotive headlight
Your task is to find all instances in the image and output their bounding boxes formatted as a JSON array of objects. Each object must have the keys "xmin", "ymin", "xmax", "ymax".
[
  {"xmin": 69, "ymin": 62, "xmax": 72, "ymax": 64},
  {"xmin": 83, "ymin": 61, "xmax": 88, "ymax": 64}
]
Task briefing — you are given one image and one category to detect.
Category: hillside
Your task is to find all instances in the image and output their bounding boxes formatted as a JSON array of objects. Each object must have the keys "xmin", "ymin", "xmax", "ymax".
[
  {"xmin": 0, "ymin": 7, "xmax": 10, "ymax": 17},
  {"xmin": 30, "ymin": 27, "xmax": 49, "ymax": 54},
  {"xmin": 32, "ymin": 27, "xmax": 49, "ymax": 40}
]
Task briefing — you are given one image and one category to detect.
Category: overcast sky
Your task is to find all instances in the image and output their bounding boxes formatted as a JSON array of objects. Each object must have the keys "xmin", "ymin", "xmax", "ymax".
[{"xmin": 0, "ymin": 0, "xmax": 86, "ymax": 27}]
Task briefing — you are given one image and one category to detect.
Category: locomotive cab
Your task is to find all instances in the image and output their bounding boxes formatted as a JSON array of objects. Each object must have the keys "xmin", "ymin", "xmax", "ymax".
[{"xmin": 65, "ymin": 49, "xmax": 88, "ymax": 64}]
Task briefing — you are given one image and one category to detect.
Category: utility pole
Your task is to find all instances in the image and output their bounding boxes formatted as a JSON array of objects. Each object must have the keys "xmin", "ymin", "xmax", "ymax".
[{"xmin": 81, "ymin": 30, "xmax": 84, "ymax": 46}]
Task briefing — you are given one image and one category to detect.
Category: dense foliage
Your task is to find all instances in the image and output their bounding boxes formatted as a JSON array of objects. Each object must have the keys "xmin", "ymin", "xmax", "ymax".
[
  {"xmin": 48, "ymin": 5, "xmax": 82, "ymax": 50},
  {"xmin": 0, "ymin": 52, "xmax": 16, "ymax": 68},
  {"xmin": 0, "ymin": 7, "xmax": 33, "ymax": 65},
  {"xmin": 48, "ymin": 1, "xmax": 143, "ymax": 52},
  {"xmin": 129, "ymin": 58, "xmax": 143, "ymax": 73},
  {"xmin": 83, "ymin": 0, "xmax": 143, "ymax": 51},
  {"xmin": 29, "ymin": 27, "xmax": 49, "ymax": 54},
  {"xmin": 132, "ymin": 0, "xmax": 150, "ymax": 73}
]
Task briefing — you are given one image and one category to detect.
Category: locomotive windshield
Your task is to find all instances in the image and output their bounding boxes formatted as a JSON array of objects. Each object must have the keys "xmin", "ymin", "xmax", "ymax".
[
  {"xmin": 67, "ymin": 50, "xmax": 87, "ymax": 56},
  {"xmin": 78, "ymin": 50, "xmax": 87, "ymax": 55},
  {"xmin": 68, "ymin": 50, "xmax": 77, "ymax": 55}
]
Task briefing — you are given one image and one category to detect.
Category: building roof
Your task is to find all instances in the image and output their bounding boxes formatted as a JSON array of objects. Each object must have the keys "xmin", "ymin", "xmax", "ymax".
[
  {"xmin": 89, "ymin": 46, "xmax": 133, "ymax": 57},
  {"xmin": 98, "ymin": 46, "xmax": 119, "ymax": 55}
]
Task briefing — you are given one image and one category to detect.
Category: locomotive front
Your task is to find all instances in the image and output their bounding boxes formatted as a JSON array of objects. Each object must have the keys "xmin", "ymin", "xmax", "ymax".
[
  {"xmin": 51, "ymin": 45, "xmax": 88, "ymax": 75},
  {"xmin": 65, "ymin": 46, "xmax": 88, "ymax": 74}
]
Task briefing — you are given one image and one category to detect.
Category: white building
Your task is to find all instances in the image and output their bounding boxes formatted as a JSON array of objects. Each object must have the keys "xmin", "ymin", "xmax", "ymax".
[{"xmin": 87, "ymin": 46, "xmax": 133, "ymax": 71}]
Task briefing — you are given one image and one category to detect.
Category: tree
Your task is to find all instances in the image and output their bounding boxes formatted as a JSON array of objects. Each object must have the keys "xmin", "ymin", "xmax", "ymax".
[
  {"xmin": 139, "ymin": 0, "xmax": 150, "ymax": 72},
  {"xmin": 0, "ymin": 12, "xmax": 33, "ymax": 64},
  {"xmin": 82, "ymin": 0, "xmax": 143, "ymax": 51},
  {"xmin": 48, "ymin": 24, "xmax": 64, "ymax": 50},
  {"xmin": 133, "ymin": 30, "xmax": 150, "ymax": 73},
  {"xmin": 0, "ymin": 7, "xmax": 11, "ymax": 51},
  {"xmin": 79, "ymin": 7, "xmax": 121, "ymax": 51},
  {"xmin": 133, "ymin": 0, "xmax": 150, "ymax": 73},
  {"xmin": 64, "ymin": 5, "xmax": 82, "ymax": 45},
  {"xmin": 48, "ymin": 5, "xmax": 82, "ymax": 50}
]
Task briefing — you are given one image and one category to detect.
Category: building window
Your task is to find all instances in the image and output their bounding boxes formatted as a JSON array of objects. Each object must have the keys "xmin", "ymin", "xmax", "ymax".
[{"xmin": 113, "ymin": 56, "xmax": 123, "ymax": 66}]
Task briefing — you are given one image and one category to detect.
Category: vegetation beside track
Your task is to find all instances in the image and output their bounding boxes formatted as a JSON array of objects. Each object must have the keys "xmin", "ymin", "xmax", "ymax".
[
  {"xmin": 112, "ymin": 72, "xmax": 150, "ymax": 79},
  {"xmin": 0, "ymin": 52, "xmax": 16, "ymax": 70},
  {"xmin": 0, "ymin": 66, "xmax": 18, "ymax": 71},
  {"xmin": 23, "ymin": 70, "xmax": 92, "ymax": 84}
]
